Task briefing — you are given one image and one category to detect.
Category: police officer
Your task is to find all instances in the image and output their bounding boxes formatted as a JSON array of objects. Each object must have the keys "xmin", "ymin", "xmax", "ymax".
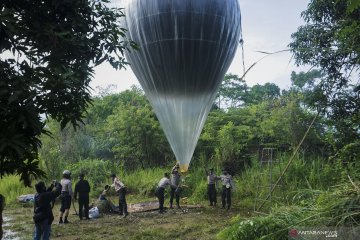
[
  {"xmin": 169, "ymin": 163, "xmax": 182, "ymax": 209},
  {"xmin": 110, "ymin": 173, "xmax": 129, "ymax": 218},
  {"xmin": 59, "ymin": 170, "xmax": 72, "ymax": 224},
  {"xmin": 74, "ymin": 173, "xmax": 91, "ymax": 220},
  {"xmin": 156, "ymin": 173, "xmax": 176, "ymax": 214},
  {"xmin": 220, "ymin": 170, "xmax": 233, "ymax": 210},
  {"xmin": 206, "ymin": 168, "xmax": 220, "ymax": 206}
]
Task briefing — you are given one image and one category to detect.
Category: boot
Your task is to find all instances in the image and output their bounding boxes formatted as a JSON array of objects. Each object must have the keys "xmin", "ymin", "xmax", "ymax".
[
  {"xmin": 59, "ymin": 217, "xmax": 63, "ymax": 224},
  {"xmin": 169, "ymin": 203, "xmax": 173, "ymax": 209},
  {"xmin": 64, "ymin": 217, "xmax": 70, "ymax": 224},
  {"xmin": 176, "ymin": 203, "xmax": 180, "ymax": 209}
]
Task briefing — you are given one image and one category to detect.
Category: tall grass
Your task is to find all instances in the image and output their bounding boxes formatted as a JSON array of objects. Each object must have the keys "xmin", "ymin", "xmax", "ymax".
[
  {"xmin": 0, "ymin": 175, "xmax": 34, "ymax": 204},
  {"xmin": 122, "ymin": 168, "xmax": 164, "ymax": 197}
]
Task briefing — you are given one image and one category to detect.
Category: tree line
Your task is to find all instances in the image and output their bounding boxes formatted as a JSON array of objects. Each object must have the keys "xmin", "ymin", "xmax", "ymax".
[{"xmin": 39, "ymin": 69, "xmax": 359, "ymax": 180}]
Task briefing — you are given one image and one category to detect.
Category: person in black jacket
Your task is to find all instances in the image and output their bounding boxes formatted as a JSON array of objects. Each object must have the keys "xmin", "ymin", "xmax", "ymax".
[
  {"xmin": 74, "ymin": 173, "xmax": 91, "ymax": 220},
  {"xmin": 33, "ymin": 181, "xmax": 61, "ymax": 240}
]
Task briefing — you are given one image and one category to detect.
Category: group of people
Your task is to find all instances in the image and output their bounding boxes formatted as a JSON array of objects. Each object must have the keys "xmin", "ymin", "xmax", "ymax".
[
  {"xmin": 32, "ymin": 165, "xmax": 233, "ymax": 239},
  {"xmin": 206, "ymin": 168, "xmax": 233, "ymax": 210},
  {"xmin": 154, "ymin": 164, "xmax": 234, "ymax": 213},
  {"xmin": 155, "ymin": 163, "xmax": 182, "ymax": 213},
  {"xmin": 32, "ymin": 170, "xmax": 124, "ymax": 239}
]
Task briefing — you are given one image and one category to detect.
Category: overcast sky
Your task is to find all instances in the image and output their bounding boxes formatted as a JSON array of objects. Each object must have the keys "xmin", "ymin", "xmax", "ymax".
[{"xmin": 91, "ymin": 0, "xmax": 311, "ymax": 94}]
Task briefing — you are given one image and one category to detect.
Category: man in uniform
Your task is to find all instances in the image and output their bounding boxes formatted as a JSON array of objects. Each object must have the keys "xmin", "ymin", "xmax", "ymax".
[
  {"xmin": 156, "ymin": 172, "xmax": 176, "ymax": 214},
  {"xmin": 206, "ymin": 168, "xmax": 219, "ymax": 206},
  {"xmin": 110, "ymin": 173, "xmax": 129, "ymax": 218},
  {"xmin": 74, "ymin": 173, "xmax": 91, "ymax": 220},
  {"xmin": 170, "ymin": 163, "xmax": 182, "ymax": 209},
  {"xmin": 220, "ymin": 170, "xmax": 233, "ymax": 210},
  {"xmin": 59, "ymin": 170, "xmax": 72, "ymax": 224}
]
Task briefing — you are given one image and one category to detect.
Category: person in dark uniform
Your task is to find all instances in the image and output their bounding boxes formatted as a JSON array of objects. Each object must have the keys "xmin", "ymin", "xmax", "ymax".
[
  {"xmin": 169, "ymin": 163, "xmax": 182, "ymax": 209},
  {"xmin": 206, "ymin": 168, "xmax": 220, "ymax": 206},
  {"xmin": 74, "ymin": 173, "xmax": 91, "ymax": 220},
  {"xmin": 33, "ymin": 181, "xmax": 61, "ymax": 240},
  {"xmin": 110, "ymin": 173, "xmax": 129, "ymax": 218}
]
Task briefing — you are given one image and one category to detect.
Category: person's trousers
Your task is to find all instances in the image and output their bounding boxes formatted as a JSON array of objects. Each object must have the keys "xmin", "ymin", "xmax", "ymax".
[
  {"xmin": 78, "ymin": 196, "xmax": 89, "ymax": 220},
  {"xmin": 60, "ymin": 192, "xmax": 71, "ymax": 213},
  {"xmin": 221, "ymin": 186, "xmax": 231, "ymax": 209},
  {"xmin": 33, "ymin": 218, "xmax": 51, "ymax": 240},
  {"xmin": 169, "ymin": 187, "xmax": 180, "ymax": 205},
  {"xmin": 118, "ymin": 188, "xmax": 128, "ymax": 215},
  {"xmin": 207, "ymin": 184, "xmax": 217, "ymax": 205},
  {"xmin": 156, "ymin": 187, "xmax": 165, "ymax": 212}
]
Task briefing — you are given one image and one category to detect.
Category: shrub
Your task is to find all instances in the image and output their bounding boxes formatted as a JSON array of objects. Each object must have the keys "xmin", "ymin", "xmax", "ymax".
[{"xmin": 0, "ymin": 175, "xmax": 33, "ymax": 204}]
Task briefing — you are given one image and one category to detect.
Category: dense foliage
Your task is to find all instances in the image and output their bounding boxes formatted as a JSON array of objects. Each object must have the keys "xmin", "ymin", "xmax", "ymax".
[
  {"xmin": 0, "ymin": 0, "xmax": 136, "ymax": 185},
  {"xmin": 290, "ymin": 0, "xmax": 360, "ymax": 152},
  {"xmin": 39, "ymin": 71, "xmax": 334, "ymax": 181}
]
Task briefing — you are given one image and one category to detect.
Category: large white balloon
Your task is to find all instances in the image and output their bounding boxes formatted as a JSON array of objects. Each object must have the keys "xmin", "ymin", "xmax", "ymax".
[{"xmin": 121, "ymin": 0, "xmax": 241, "ymax": 172}]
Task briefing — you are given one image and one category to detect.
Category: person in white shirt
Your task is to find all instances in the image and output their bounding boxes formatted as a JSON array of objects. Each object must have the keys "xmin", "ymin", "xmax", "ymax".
[
  {"xmin": 110, "ymin": 173, "xmax": 129, "ymax": 218},
  {"xmin": 170, "ymin": 163, "xmax": 182, "ymax": 209},
  {"xmin": 206, "ymin": 168, "xmax": 220, "ymax": 206},
  {"xmin": 155, "ymin": 172, "xmax": 176, "ymax": 214},
  {"xmin": 59, "ymin": 170, "xmax": 72, "ymax": 224},
  {"xmin": 220, "ymin": 170, "xmax": 233, "ymax": 210}
]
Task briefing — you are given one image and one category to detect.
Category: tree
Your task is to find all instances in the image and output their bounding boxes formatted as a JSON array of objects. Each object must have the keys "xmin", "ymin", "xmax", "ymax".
[
  {"xmin": 106, "ymin": 88, "xmax": 171, "ymax": 170},
  {"xmin": 245, "ymin": 83, "xmax": 281, "ymax": 105},
  {"xmin": 289, "ymin": 0, "xmax": 360, "ymax": 151},
  {"xmin": 216, "ymin": 73, "xmax": 248, "ymax": 109},
  {"xmin": 0, "ymin": 0, "xmax": 136, "ymax": 186}
]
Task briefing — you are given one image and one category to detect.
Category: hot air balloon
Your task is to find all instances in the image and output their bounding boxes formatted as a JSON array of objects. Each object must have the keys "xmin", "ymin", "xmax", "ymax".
[{"xmin": 121, "ymin": 0, "xmax": 241, "ymax": 172}]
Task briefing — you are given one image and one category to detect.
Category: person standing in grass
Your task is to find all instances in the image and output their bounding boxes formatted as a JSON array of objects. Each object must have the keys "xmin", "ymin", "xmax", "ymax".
[
  {"xmin": 220, "ymin": 170, "xmax": 233, "ymax": 210},
  {"xmin": 74, "ymin": 173, "xmax": 91, "ymax": 220},
  {"xmin": 110, "ymin": 173, "xmax": 129, "ymax": 218},
  {"xmin": 59, "ymin": 170, "xmax": 73, "ymax": 224},
  {"xmin": 169, "ymin": 163, "xmax": 182, "ymax": 209},
  {"xmin": 33, "ymin": 180, "xmax": 61, "ymax": 240},
  {"xmin": 156, "ymin": 172, "xmax": 177, "ymax": 214},
  {"xmin": 206, "ymin": 168, "xmax": 220, "ymax": 206}
]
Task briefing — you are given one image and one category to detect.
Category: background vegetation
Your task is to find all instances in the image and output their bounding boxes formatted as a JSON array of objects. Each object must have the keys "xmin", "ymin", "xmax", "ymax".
[{"xmin": 1, "ymin": 0, "xmax": 360, "ymax": 239}]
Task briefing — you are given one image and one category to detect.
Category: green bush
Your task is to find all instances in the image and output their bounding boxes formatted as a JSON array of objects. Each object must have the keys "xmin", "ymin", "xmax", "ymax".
[
  {"xmin": 68, "ymin": 159, "xmax": 113, "ymax": 187},
  {"xmin": 122, "ymin": 168, "xmax": 164, "ymax": 197},
  {"xmin": 0, "ymin": 175, "xmax": 34, "ymax": 204}
]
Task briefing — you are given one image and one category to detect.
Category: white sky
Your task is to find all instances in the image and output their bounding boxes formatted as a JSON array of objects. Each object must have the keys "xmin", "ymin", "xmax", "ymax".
[{"xmin": 91, "ymin": 0, "xmax": 311, "ymax": 94}]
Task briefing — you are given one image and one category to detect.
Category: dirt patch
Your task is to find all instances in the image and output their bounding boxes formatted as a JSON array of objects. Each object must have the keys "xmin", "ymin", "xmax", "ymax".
[{"xmin": 128, "ymin": 201, "xmax": 203, "ymax": 213}]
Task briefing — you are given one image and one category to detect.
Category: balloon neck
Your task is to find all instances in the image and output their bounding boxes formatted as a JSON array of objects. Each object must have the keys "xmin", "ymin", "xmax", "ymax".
[{"xmin": 179, "ymin": 164, "xmax": 189, "ymax": 173}]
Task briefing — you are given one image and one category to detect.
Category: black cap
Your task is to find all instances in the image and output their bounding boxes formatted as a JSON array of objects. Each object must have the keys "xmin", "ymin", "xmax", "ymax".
[
  {"xmin": 79, "ymin": 173, "xmax": 85, "ymax": 178},
  {"xmin": 110, "ymin": 173, "xmax": 116, "ymax": 178}
]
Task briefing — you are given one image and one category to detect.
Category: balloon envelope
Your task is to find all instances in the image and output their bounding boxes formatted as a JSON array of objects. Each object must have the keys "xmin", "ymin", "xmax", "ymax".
[{"xmin": 122, "ymin": 0, "xmax": 241, "ymax": 172}]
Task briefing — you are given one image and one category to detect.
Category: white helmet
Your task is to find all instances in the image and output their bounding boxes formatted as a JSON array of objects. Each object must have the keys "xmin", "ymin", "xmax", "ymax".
[{"xmin": 63, "ymin": 170, "xmax": 71, "ymax": 176}]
